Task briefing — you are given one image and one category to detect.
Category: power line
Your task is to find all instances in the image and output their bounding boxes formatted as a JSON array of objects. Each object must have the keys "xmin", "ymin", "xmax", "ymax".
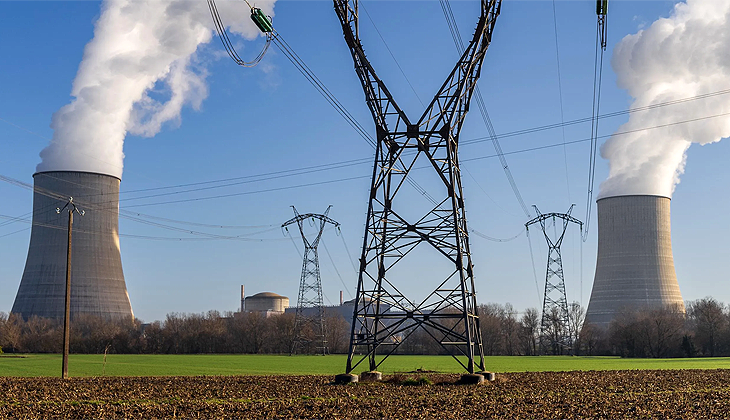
[
  {"xmin": 0, "ymin": 227, "xmax": 29, "ymax": 239},
  {"xmin": 460, "ymin": 88, "xmax": 730, "ymax": 147},
  {"xmin": 207, "ymin": 0, "xmax": 273, "ymax": 67},
  {"xmin": 470, "ymin": 227, "xmax": 524, "ymax": 243},
  {"xmin": 439, "ymin": 0, "xmax": 531, "ymax": 218},
  {"xmin": 0, "ymin": 175, "xmax": 291, "ymax": 242},
  {"xmin": 271, "ymin": 31, "xmax": 375, "ymax": 147},
  {"xmin": 551, "ymin": 0, "xmax": 571, "ymax": 204},
  {"xmin": 270, "ymin": 25, "xmax": 437, "ymax": 206},
  {"xmin": 119, "ymin": 157, "xmax": 371, "ymax": 196},
  {"xmin": 585, "ymin": 3, "xmax": 609, "ymax": 242},
  {"xmin": 321, "ymin": 237, "xmax": 353, "ymax": 300},
  {"xmin": 117, "ymin": 159, "xmax": 370, "ymax": 204},
  {"xmin": 359, "ymin": 1, "xmax": 424, "ymax": 107},
  {"xmin": 4, "ymin": 106, "xmax": 729, "ymax": 214},
  {"xmin": 338, "ymin": 227, "xmax": 360, "ymax": 276},
  {"xmin": 5, "ymin": 107, "xmax": 728, "ymax": 212},
  {"xmin": 526, "ymin": 229, "xmax": 543, "ymax": 309},
  {"xmin": 463, "ymin": 166, "xmax": 521, "ymax": 218},
  {"xmin": 123, "ymin": 108, "xmax": 730, "ymax": 207},
  {"xmin": 3, "ymin": 87, "xmax": 726, "ymax": 207},
  {"xmin": 121, "ymin": 174, "xmax": 371, "ymax": 208}
]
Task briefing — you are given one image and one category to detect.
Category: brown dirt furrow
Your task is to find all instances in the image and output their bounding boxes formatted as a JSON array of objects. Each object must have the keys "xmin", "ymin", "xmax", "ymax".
[{"xmin": 1, "ymin": 370, "xmax": 730, "ymax": 419}]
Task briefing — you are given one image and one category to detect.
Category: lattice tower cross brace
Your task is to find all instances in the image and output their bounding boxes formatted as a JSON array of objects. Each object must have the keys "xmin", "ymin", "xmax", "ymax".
[
  {"xmin": 334, "ymin": 0, "xmax": 502, "ymax": 374},
  {"xmin": 525, "ymin": 204, "xmax": 583, "ymax": 355},
  {"xmin": 282, "ymin": 205, "xmax": 340, "ymax": 355}
]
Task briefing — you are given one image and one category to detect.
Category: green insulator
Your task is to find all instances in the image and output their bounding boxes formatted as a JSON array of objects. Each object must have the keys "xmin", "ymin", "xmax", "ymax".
[
  {"xmin": 251, "ymin": 8, "xmax": 273, "ymax": 33},
  {"xmin": 596, "ymin": 0, "xmax": 608, "ymax": 16}
]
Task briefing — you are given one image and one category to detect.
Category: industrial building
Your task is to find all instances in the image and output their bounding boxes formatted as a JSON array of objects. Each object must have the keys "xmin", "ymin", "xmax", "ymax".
[
  {"xmin": 12, "ymin": 171, "xmax": 134, "ymax": 320},
  {"xmin": 585, "ymin": 195, "xmax": 685, "ymax": 328},
  {"xmin": 241, "ymin": 287, "xmax": 289, "ymax": 316}
]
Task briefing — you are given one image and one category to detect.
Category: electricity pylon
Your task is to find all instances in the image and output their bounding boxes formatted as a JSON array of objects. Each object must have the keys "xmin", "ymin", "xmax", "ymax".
[
  {"xmin": 525, "ymin": 205, "xmax": 582, "ymax": 355},
  {"xmin": 334, "ymin": 0, "xmax": 502, "ymax": 375},
  {"xmin": 282, "ymin": 206, "xmax": 339, "ymax": 355}
]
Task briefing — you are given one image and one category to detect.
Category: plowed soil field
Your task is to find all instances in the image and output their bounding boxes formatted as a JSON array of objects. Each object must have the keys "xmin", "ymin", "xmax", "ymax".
[{"xmin": 2, "ymin": 370, "xmax": 729, "ymax": 419}]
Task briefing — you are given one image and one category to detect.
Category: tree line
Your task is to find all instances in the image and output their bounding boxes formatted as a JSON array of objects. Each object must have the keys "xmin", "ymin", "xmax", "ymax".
[
  {"xmin": 0, "ymin": 311, "xmax": 349, "ymax": 355},
  {"xmin": 1, "ymin": 297, "xmax": 728, "ymax": 357}
]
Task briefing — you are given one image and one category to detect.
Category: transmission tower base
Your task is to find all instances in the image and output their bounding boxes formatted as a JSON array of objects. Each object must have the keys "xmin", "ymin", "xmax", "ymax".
[
  {"xmin": 334, "ymin": 373, "xmax": 359, "ymax": 384},
  {"xmin": 479, "ymin": 371, "xmax": 497, "ymax": 382},
  {"xmin": 459, "ymin": 373, "xmax": 486, "ymax": 385},
  {"xmin": 359, "ymin": 371, "xmax": 383, "ymax": 382}
]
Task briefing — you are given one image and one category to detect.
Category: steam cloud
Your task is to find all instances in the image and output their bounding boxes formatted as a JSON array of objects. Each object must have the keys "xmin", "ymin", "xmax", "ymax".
[
  {"xmin": 37, "ymin": 0, "xmax": 275, "ymax": 179},
  {"xmin": 599, "ymin": 0, "xmax": 730, "ymax": 198}
]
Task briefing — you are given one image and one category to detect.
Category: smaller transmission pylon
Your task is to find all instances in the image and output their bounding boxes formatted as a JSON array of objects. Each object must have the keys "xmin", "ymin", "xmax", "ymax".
[
  {"xmin": 282, "ymin": 206, "xmax": 340, "ymax": 355},
  {"xmin": 525, "ymin": 205, "xmax": 582, "ymax": 355}
]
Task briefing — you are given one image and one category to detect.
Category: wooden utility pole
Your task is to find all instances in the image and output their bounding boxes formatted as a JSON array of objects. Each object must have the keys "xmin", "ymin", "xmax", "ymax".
[{"xmin": 58, "ymin": 197, "xmax": 83, "ymax": 379}]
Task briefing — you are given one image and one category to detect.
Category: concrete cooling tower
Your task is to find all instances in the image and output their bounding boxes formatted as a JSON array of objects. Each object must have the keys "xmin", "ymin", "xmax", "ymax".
[
  {"xmin": 585, "ymin": 195, "xmax": 685, "ymax": 329},
  {"xmin": 11, "ymin": 171, "xmax": 133, "ymax": 320}
]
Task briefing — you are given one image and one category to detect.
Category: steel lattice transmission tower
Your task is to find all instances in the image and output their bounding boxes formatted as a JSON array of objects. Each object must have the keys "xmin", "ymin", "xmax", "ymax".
[
  {"xmin": 282, "ymin": 206, "xmax": 340, "ymax": 355},
  {"xmin": 334, "ymin": 0, "xmax": 502, "ymax": 375},
  {"xmin": 525, "ymin": 205, "xmax": 582, "ymax": 355}
]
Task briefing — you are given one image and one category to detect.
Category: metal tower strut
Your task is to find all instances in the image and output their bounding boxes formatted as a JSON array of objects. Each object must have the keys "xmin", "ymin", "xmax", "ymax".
[
  {"xmin": 334, "ymin": 0, "xmax": 502, "ymax": 374},
  {"xmin": 525, "ymin": 205, "xmax": 583, "ymax": 355},
  {"xmin": 282, "ymin": 206, "xmax": 340, "ymax": 355}
]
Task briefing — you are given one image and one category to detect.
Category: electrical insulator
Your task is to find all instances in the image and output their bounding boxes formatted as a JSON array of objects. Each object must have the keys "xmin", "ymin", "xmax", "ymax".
[{"xmin": 251, "ymin": 8, "xmax": 273, "ymax": 33}]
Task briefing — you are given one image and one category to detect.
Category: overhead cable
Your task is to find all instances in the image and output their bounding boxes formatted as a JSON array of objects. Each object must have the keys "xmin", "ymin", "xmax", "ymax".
[
  {"xmin": 4, "ymin": 109, "xmax": 728, "ymax": 211},
  {"xmin": 439, "ymin": 0, "xmax": 531, "ymax": 218},
  {"xmin": 207, "ymin": 0, "xmax": 272, "ymax": 67},
  {"xmin": 584, "ymin": 2, "xmax": 609, "ymax": 241},
  {"xmin": 551, "ymin": 0, "xmax": 572, "ymax": 203}
]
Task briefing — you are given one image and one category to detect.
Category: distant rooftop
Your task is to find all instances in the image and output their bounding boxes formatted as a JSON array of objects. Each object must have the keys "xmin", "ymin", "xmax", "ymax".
[{"xmin": 248, "ymin": 292, "xmax": 287, "ymax": 299}]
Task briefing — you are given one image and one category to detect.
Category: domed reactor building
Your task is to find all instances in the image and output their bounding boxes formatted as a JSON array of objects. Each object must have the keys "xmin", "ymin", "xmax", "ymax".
[
  {"xmin": 585, "ymin": 195, "xmax": 685, "ymax": 329},
  {"xmin": 11, "ymin": 171, "xmax": 134, "ymax": 320}
]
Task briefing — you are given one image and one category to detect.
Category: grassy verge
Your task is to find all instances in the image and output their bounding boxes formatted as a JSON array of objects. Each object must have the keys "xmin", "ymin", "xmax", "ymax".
[{"xmin": 2, "ymin": 354, "xmax": 730, "ymax": 377}]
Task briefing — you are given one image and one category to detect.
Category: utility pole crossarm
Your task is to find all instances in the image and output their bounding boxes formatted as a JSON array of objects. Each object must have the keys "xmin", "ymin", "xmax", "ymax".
[
  {"xmin": 282, "ymin": 214, "xmax": 340, "ymax": 229},
  {"xmin": 525, "ymin": 205, "xmax": 583, "ymax": 232}
]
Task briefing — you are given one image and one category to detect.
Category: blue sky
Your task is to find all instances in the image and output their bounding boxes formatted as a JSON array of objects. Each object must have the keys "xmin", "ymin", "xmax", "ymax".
[{"xmin": 2, "ymin": 0, "xmax": 728, "ymax": 323}]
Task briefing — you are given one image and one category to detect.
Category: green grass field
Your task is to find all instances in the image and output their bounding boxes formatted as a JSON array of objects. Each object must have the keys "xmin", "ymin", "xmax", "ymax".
[{"xmin": 2, "ymin": 354, "xmax": 730, "ymax": 377}]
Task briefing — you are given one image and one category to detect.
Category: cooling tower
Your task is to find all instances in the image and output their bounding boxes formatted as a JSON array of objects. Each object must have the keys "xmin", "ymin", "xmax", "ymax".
[
  {"xmin": 585, "ymin": 195, "xmax": 684, "ymax": 328},
  {"xmin": 11, "ymin": 171, "xmax": 133, "ymax": 320}
]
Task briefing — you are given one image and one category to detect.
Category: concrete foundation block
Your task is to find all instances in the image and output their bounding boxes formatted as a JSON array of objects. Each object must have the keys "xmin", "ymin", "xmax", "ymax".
[
  {"xmin": 479, "ymin": 371, "xmax": 496, "ymax": 381},
  {"xmin": 460, "ymin": 373, "xmax": 485, "ymax": 385},
  {"xmin": 360, "ymin": 371, "xmax": 383, "ymax": 382},
  {"xmin": 334, "ymin": 373, "xmax": 358, "ymax": 384}
]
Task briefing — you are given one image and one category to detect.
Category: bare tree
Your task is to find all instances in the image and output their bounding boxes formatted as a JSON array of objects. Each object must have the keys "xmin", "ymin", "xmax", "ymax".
[
  {"xmin": 479, "ymin": 304, "xmax": 505, "ymax": 356},
  {"xmin": 519, "ymin": 308, "xmax": 540, "ymax": 356},
  {"xmin": 610, "ymin": 305, "xmax": 685, "ymax": 358},
  {"xmin": 0, "ymin": 313, "xmax": 22, "ymax": 353},
  {"xmin": 22, "ymin": 316, "xmax": 61, "ymax": 353},
  {"xmin": 501, "ymin": 304, "xmax": 520, "ymax": 356},
  {"xmin": 688, "ymin": 297, "xmax": 727, "ymax": 357},
  {"xmin": 609, "ymin": 309, "xmax": 643, "ymax": 357},
  {"xmin": 542, "ymin": 306, "xmax": 569, "ymax": 355},
  {"xmin": 323, "ymin": 313, "xmax": 350, "ymax": 354},
  {"xmin": 578, "ymin": 322, "xmax": 604, "ymax": 356},
  {"xmin": 639, "ymin": 306, "xmax": 685, "ymax": 358},
  {"xmin": 568, "ymin": 302, "xmax": 586, "ymax": 354}
]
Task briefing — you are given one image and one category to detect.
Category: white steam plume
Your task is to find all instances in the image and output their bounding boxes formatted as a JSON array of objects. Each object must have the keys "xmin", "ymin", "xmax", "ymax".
[
  {"xmin": 37, "ymin": 0, "xmax": 275, "ymax": 179},
  {"xmin": 599, "ymin": 0, "xmax": 730, "ymax": 198}
]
